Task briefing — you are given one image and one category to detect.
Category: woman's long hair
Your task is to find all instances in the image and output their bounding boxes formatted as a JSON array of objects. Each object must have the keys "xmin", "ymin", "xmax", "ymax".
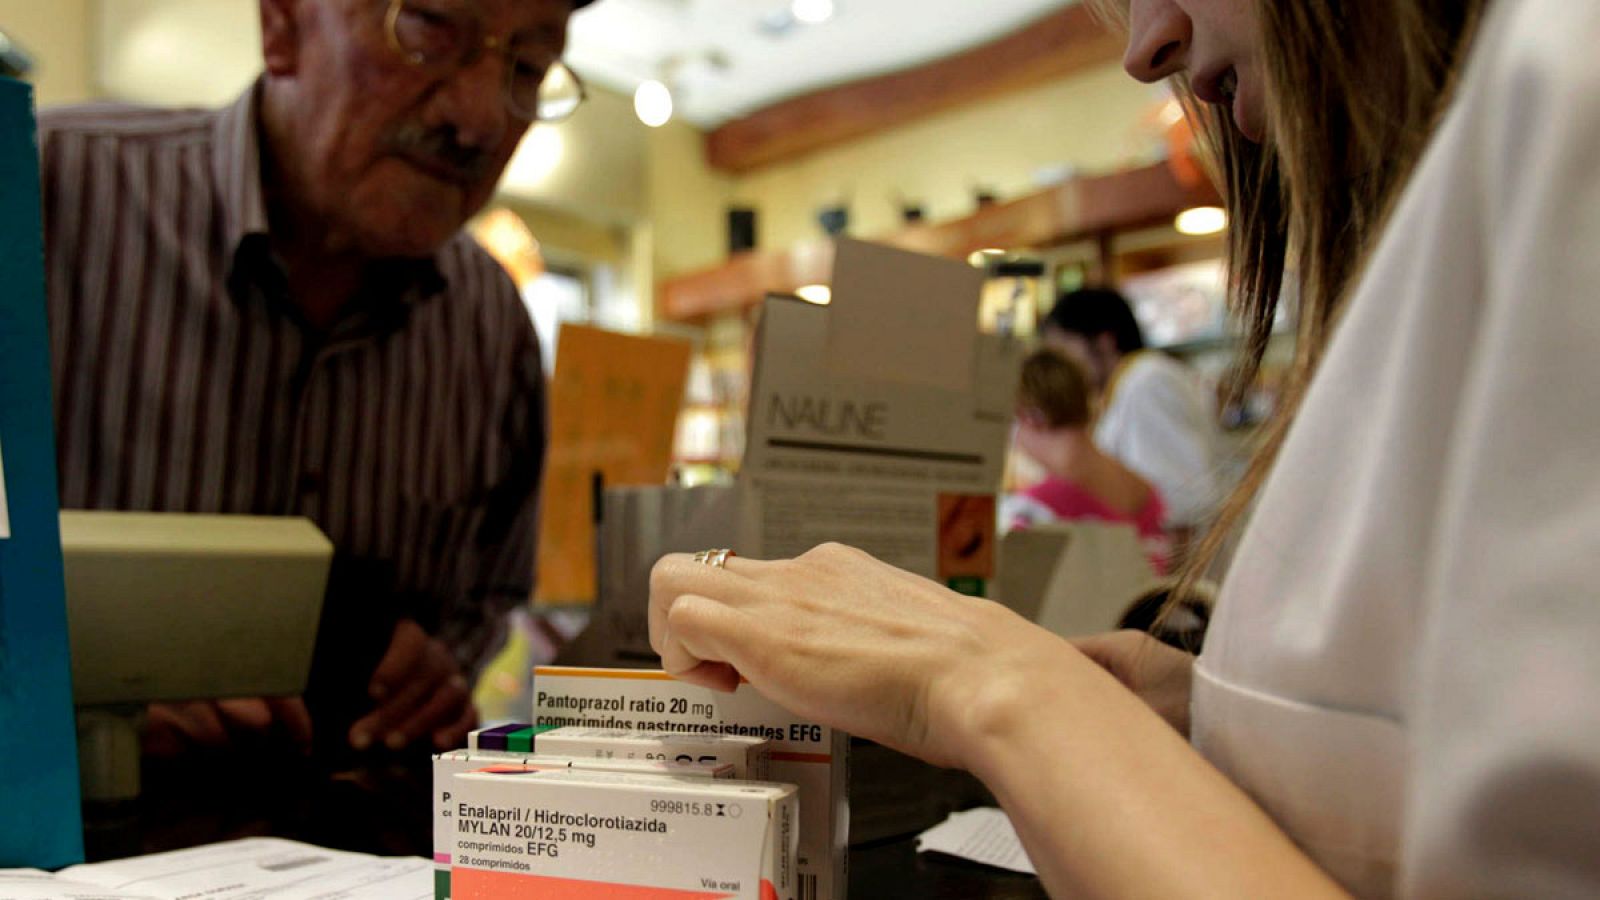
[{"xmin": 1095, "ymin": 0, "xmax": 1487, "ymax": 610}]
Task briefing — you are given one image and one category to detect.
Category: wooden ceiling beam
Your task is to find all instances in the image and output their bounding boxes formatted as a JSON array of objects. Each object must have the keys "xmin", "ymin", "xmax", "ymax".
[{"xmin": 706, "ymin": 4, "xmax": 1125, "ymax": 174}]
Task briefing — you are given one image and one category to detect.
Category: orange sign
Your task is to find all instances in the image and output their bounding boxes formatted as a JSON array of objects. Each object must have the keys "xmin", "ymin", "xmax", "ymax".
[{"xmin": 535, "ymin": 325, "xmax": 691, "ymax": 605}]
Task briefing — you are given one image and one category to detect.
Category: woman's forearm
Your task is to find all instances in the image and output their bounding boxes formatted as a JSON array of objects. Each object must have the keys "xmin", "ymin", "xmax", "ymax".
[{"xmin": 954, "ymin": 654, "xmax": 1350, "ymax": 899}]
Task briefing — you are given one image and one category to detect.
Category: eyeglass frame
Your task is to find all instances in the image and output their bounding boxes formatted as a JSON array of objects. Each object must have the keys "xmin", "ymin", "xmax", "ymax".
[{"xmin": 382, "ymin": 0, "xmax": 587, "ymax": 123}]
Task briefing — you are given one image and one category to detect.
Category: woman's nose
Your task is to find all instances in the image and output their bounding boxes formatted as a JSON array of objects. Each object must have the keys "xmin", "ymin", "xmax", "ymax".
[{"xmin": 1123, "ymin": 0, "xmax": 1192, "ymax": 82}]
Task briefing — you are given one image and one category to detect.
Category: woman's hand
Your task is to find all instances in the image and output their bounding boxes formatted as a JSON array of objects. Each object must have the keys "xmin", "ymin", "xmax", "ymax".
[
  {"xmin": 652, "ymin": 544, "xmax": 1345, "ymax": 898},
  {"xmin": 649, "ymin": 542, "xmax": 1086, "ymax": 770},
  {"xmin": 1072, "ymin": 630, "xmax": 1195, "ymax": 735}
]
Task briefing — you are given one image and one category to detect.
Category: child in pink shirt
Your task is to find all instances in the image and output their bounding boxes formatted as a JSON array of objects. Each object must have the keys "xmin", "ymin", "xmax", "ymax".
[{"xmin": 1007, "ymin": 348, "xmax": 1172, "ymax": 574}]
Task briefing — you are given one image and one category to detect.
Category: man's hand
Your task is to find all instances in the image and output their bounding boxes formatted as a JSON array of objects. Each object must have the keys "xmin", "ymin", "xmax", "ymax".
[
  {"xmin": 348, "ymin": 618, "xmax": 477, "ymax": 753},
  {"xmin": 144, "ymin": 698, "xmax": 313, "ymax": 757}
]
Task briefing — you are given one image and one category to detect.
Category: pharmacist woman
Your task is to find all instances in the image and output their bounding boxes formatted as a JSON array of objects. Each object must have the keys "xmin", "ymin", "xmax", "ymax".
[{"xmin": 650, "ymin": 0, "xmax": 1600, "ymax": 896}]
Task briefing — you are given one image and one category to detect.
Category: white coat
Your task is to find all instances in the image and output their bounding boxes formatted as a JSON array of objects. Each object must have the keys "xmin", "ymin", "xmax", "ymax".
[{"xmin": 1194, "ymin": 0, "xmax": 1600, "ymax": 895}]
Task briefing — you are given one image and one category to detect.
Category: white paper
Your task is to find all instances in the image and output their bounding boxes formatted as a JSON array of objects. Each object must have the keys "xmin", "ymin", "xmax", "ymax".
[
  {"xmin": 0, "ymin": 437, "xmax": 11, "ymax": 539},
  {"xmin": 915, "ymin": 807, "xmax": 1037, "ymax": 875},
  {"xmin": 0, "ymin": 838, "xmax": 432, "ymax": 900},
  {"xmin": 0, "ymin": 868, "xmax": 160, "ymax": 899}
]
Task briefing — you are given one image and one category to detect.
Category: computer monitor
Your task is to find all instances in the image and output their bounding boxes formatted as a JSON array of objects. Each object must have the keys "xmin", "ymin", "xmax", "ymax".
[{"xmin": 59, "ymin": 511, "xmax": 332, "ymax": 801}]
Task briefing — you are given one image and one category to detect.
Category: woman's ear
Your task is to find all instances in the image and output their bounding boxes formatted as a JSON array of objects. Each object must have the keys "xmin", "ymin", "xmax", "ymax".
[{"xmin": 260, "ymin": 0, "xmax": 301, "ymax": 77}]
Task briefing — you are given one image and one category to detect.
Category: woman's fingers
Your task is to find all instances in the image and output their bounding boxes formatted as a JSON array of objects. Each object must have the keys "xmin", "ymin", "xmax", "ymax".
[
  {"xmin": 659, "ymin": 593, "xmax": 758, "ymax": 687},
  {"xmin": 676, "ymin": 660, "xmax": 743, "ymax": 693},
  {"xmin": 649, "ymin": 551, "xmax": 768, "ymax": 659}
]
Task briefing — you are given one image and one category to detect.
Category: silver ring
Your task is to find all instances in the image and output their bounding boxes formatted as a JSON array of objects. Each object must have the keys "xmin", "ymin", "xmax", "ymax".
[{"xmin": 693, "ymin": 548, "xmax": 734, "ymax": 569}]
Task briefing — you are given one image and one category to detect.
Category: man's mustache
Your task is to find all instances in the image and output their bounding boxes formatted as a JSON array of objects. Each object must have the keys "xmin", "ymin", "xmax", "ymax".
[{"xmin": 383, "ymin": 122, "xmax": 493, "ymax": 184}]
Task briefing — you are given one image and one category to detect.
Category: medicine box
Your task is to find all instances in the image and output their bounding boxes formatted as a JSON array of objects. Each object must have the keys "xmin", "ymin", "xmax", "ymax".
[
  {"xmin": 448, "ymin": 767, "xmax": 797, "ymax": 900},
  {"xmin": 535, "ymin": 666, "xmax": 848, "ymax": 900},
  {"xmin": 469, "ymin": 723, "xmax": 770, "ymax": 779},
  {"xmin": 433, "ymin": 750, "xmax": 734, "ymax": 899}
]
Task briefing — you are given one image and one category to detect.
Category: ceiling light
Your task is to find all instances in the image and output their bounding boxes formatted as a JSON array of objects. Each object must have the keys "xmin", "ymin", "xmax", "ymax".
[
  {"xmin": 795, "ymin": 284, "xmax": 832, "ymax": 305},
  {"xmin": 1175, "ymin": 206, "xmax": 1228, "ymax": 236},
  {"xmin": 791, "ymin": 0, "xmax": 835, "ymax": 25},
  {"xmin": 634, "ymin": 80, "xmax": 674, "ymax": 128}
]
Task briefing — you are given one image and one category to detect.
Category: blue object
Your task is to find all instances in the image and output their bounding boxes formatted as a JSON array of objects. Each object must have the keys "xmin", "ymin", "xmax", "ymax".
[{"xmin": 0, "ymin": 76, "xmax": 85, "ymax": 867}]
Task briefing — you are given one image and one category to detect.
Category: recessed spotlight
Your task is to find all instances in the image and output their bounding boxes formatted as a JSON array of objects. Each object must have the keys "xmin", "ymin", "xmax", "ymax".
[
  {"xmin": 795, "ymin": 284, "xmax": 832, "ymax": 305},
  {"xmin": 634, "ymin": 80, "xmax": 673, "ymax": 128},
  {"xmin": 1175, "ymin": 206, "xmax": 1228, "ymax": 236},
  {"xmin": 791, "ymin": 0, "xmax": 835, "ymax": 25}
]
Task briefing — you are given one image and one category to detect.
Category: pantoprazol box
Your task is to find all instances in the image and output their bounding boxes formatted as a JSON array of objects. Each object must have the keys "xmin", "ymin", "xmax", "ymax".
[
  {"xmin": 535, "ymin": 666, "xmax": 849, "ymax": 900},
  {"xmin": 449, "ymin": 767, "xmax": 797, "ymax": 900},
  {"xmin": 433, "ymin": 751, "xmax": 735, "ymax": 899}
]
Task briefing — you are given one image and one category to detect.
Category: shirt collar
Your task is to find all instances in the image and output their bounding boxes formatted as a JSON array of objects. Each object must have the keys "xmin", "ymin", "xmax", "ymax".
[
  {"xmin": 212, "ymin": 81, "xmax": 271, "ymax": 254},
  {"xmin": 211, "ymin": 80, "xmax": 448, "ymax": 312}
]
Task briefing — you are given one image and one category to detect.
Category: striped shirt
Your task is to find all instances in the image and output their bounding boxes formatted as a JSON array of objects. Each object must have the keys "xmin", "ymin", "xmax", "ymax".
[{"xmin": 38, "ymin": 85, "xmax": 547, "ymax": 685}]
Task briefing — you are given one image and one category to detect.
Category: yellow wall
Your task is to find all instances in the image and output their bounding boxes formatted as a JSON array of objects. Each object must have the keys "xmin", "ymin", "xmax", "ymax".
[
  {"xmin": 499, "ymin": 198, "xmax": 630, "ymax": 268},
  {"xmin": 731, "ymin": 62, "xmax": 1164, "ymax": 254},
  {"xmin": 96, "ymin": 0, "xmax": 258, "ymax": 108},
  {"xmin": 509, "ymin": 85, "xmax": 648, "ymax": 228},
  {"xmin": 647, "ymin": 118, "xmax": 734, "ymax": 280},
  {"xmin": 0, "ymin": 0, "xmax": 93, "ymax": 107}
]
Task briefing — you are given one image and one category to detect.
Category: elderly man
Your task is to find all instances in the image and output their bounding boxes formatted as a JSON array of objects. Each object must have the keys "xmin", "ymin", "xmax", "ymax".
[{"xmin": 39, "ymin": 0, "xmax": 591, "ymax": 761}]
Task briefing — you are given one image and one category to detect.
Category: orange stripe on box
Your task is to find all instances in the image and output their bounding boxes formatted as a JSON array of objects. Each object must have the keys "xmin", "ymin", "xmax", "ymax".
[
  {"xmin": 534, "ymin": 667, "xmax": 679, "ymax": 682},
  {"xmin": 533, "ymin": 667, "xmax": 753, "ymax": 686},
  {"xmin": 452, "ymin": 868, "xmax": 735, "ymax": 900},
  {"xmin": 769, "ymin": 751, "xmax": 832, "ymax": 764}
]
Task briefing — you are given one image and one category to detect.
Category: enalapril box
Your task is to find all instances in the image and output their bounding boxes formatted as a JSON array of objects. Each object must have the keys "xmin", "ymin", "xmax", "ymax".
[
  {"xmin": 448, "ymin": 767, "xmax": 796, "ymax": 900},
  {"xmin": 433, "ymin": 750, "xmax": 734, "ymax": 899}
]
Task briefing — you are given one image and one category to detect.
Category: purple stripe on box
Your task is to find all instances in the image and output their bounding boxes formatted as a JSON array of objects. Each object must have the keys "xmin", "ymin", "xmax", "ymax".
[{"xmin": 469, "ymin": 723, "xmax": 530, "ymax": 752}]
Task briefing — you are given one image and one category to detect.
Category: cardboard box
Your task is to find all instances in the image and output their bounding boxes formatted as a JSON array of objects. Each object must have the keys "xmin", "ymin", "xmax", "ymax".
[
  {"xmin": 535, "ymin": 666, "xmax": 848, "ymax": 900},
  {"xmin": 449, "ymin": 768, "xmax": 797, "ymax": 900},
  {"xmin": 741, "ymin": 242, "xmax": 1020, "ymax": 596},
  {"xmin": 433, "ymin": 751, "xmax": 735, "ymax": 899}
]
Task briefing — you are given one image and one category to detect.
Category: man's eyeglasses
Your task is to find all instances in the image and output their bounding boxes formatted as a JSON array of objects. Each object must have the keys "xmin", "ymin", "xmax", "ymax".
[{"xmin": 384, "ymin": 0, "xmax": 586, "ymax": 123}]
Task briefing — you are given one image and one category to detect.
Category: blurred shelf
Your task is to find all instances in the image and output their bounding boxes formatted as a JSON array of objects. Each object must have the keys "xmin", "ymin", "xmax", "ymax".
[{"xmin": 659, "ymin": 161, "xmax": 1221, "ymax": 322}]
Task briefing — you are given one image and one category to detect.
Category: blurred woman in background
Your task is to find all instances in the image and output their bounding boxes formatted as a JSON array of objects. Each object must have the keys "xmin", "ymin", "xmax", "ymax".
[{"xmin": 1006, "ymin": 347, "xmax": 1172, "ymax": 575}]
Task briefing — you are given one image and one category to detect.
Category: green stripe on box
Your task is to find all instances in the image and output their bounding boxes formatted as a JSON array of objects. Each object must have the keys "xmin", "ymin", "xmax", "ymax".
[
  {"xmin": 505, "ymin": 727, "xmax": 537, "ymax": 753},
  {"xmin": 946, "ymin": 576, "xmax": 986, "ymax": 597},
  {"xmin": 513, "ymin": 723, "xmax": 560, "ymax": 753}
]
